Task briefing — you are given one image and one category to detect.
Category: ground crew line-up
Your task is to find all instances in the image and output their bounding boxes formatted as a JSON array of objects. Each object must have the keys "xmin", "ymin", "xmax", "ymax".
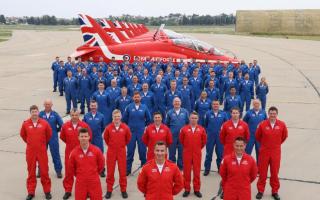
[{"xmin": 18, "ymin": 56, "xmax": 285, "ymax": 200}]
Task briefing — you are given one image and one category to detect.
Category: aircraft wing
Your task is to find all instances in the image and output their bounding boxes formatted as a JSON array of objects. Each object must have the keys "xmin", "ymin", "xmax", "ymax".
[{"xmin": 70, "ymin": 48, "xmax": 96, "ymax": 58}]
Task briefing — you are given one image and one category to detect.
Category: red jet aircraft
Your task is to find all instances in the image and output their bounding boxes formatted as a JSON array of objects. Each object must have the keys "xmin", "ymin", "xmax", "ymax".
[{"xmin": 71, "ymin": 14, "xmax": 239, "ymax": 64}]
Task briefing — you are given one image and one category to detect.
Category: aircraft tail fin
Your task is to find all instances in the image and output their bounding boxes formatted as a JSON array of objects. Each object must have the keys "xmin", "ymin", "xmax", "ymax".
[{"xmin": 78, "ymin": 14, "xmax": 118, "ymax": 46}]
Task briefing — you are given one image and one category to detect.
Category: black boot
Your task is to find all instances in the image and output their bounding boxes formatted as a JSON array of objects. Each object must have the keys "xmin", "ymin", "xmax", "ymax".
[
  {"xmin": 56, "ymin": 172, "xmax": 63, "ymax": 179},
  {"xmin": 45, "ymin": 192, "xmax": 52, "ymax": 200},
  {"xmin": 203, "ymin": 170, "xmax": 210, "ymax": 176},
  {"xmin": 272, "ymin": 193, "xmax": 280, "ymax": 200},
  {"xmin": 194, "ymin": 191, "xmax": 202, "ymax": 198},
  {"xmin": 26, "ymin": 194, "xmax": 34, "ymax": 200},
  {"xmin": 256, "ymin": 192, "xmax": 263, "ymax": 199},
  {"xmin": 100, "ymin": 168, "xmax": 106, "ymax": 177},
  {"xmin": 182, "ymin": 191, "xmax": 190, "ymax": 197},
  {"xmin": 121, "ymin": 191, "xmax": 128, "ymax": 199},
  {"xmin": 105, "ymin": 192, "xmax": 112, "ymax": 199},
  {"xmin": 63, "ymin": 192, "xmax": 71, "ymax": 200}
]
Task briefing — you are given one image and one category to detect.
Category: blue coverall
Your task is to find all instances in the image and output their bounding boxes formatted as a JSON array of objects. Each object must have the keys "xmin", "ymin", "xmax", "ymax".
[
  {"xmin": 123, "ymin": 103, "xmax": 151, "ymax": 173},
  {"xmin": 39, "ymin": 110, "xmax": 63, "ymax": 173},
  {"xmin": 164, "ymin": 90, "xmax": 182, "ymax": 112},
  {"xmin": 243, "ymin": 109, "xmax": 267, "ymax": 161},
  {"xmin": 178, "ymin": 85, "xmax": 194, "ymax": 113},
  {"xmin": 83, "ymin": 112, "xmax": 105, "ymax": 152},
  {"xmin": 165, "ymin": 108, "xmax": 189, "ymax": 169},
  {"xmin": 92, "ymin": 90, "xmax": 110, "ymax": 125},
  {"xmin": 223, "ymin": 95, "xmax": 242, "ymax": 114},
  {"xmin": 239, "ymin": 80, "xmax": 254, "ymax": 112},
  {"xmin": 63, "ymin": 76, "xmax": 78, "ymax": 112},
  {"xmin": 57, "ymin": 66, "xmax": 67, "ymax": 95},
  {"xmin": 256, "ymin": 84, "xmax": 269, "ymax": 110},
  {"xmin": 194, "ymin": 98, "xmax": 212, "ymax": 126},
  {"xmin": 115, "ymin": 95, "xmax": 132, "ymax": 115},
  {"xmin": 203, "ymin": 110, "xmax": 229, "ymax": 170},
  {"xmin": 150, "ymin": 83, "xmax": 167, "ymax": 118},
  {"xmin": 51, "ymin": 61, "xmax": 59, "ymax": 91},
  {"xmin": 78, "ymin": 75, "xmax": 92, "ymax": 113},
  {"xmin": 140, "ymin": 91, "xmax": 155, "ymax": 115}
]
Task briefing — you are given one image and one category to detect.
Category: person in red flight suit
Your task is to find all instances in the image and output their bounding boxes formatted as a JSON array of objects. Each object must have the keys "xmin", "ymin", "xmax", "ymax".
[
  {"xmin": 255, "ymin": 106, "xmax": 288, "ymax": 200},
  {"xmin": 20, "ymin": 105, "xmax": 53, "ymax": 200},
  {"xmin": 142, "ymin": 111, "xmax": 173, "ymax": 161},
  {"xmin": 137, "ymin": 141, "xmax": 184, "ymax": 200},
  {"xmin": 220, "ymin": 136, "xmax": 258, "ymax": 200},
  {"xmin": 69, "ymin": 128, "xmax": 105, "ymax": 200},
  {"xmin": 179, "ymin": 111, "xmax": 207, "ymax": 198},
  {"xmin": 103, "ymin": 109, "xmax": 132, "ymax": 199},
  {"xmin": 220, "ymin": 107, "xmax": 250, "ymax": 157},
  {"xmin": 60, "ymin": 109, "xmax": 92, "ymax": 200}
]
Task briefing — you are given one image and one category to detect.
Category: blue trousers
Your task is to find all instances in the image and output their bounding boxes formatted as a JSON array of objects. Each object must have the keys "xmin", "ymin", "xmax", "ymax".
[
  {"xmin": 65, "ymin": 92, "xmax": 77, "ymax": 112},
  {"xmin": 258, "ymin": 96, "xmax": 267, "ymax": 110},
  {"xmin": 80, "ymin": 93, "xmax": 91, "ymax": 113},
  {"xmin": 92, "ymin": 136, "xmax": 104, "ymax": 153},
  {"xmin": 53, "ymin": 73, "xmax": 58, "ymax": 90},
  {"xmin": 245, "ymin": 134, "xmax": 260, "ymax": 161},
  {"xmin": 168, "ymin": 133, "xmax": 183, "ymax": 170},
  {"xmin": 48, "ymin": 132, "xmax": 62, "ymax": 173},
  {"xmin": 58, "ymin": 80, "xmax": 64, "ymax": 95},
  {"xmin": 126, "ymin": 127, "xmax": 146, "ymax": 173},
  {"xmin": 241, "ymin": 94, "xmax": 252, "ymax": 112},
  {"xmin": 204, "ymin": 132, "xmax": 223, "ymax": 171}
]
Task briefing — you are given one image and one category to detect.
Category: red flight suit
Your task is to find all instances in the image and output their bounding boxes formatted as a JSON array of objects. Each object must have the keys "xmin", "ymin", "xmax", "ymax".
[
  {"xmin": 60, "ymin": 120, "xmax": 92, "ymax": 192},
  {"xmin": 69, "ymin": 144, "xmax": 105, "ymax": 200},
  {"xmin": 220, "ymin": 153, "xmax": 258, "ymax": 200},
  {"xmin": 256, "ymin": 119, "xmax": 288, "ymax": 194},
  {"xmin": 20, "ymin": 118, "xmax": 52, "ymax": 195},
  {"xmin": 142, "ymin": 123, "xmax": 173, "ymax": 161},
  {"xmin": 179, "ymin": 125, "xmax": 207, "ymax": 192},
  {"xmin": 137, "ymin": 159, "xmax": 184, "ymax": 200},
  {"xmin": 220, "ymin": 120, "xmax": 250, "ymax": 156},
  {"xmin": 103, "ymin": 122, "xmax": 131, "ymax": 192}
]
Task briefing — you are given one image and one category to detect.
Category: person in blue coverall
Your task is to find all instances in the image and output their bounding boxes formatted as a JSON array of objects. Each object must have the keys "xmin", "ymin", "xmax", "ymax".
[
  {"xmin": 256, "ymin": 77, "xmax": 269, "ymax": 110},
  {"xmin": 164, "ymin": 80, "xmax": 182, "ymax": 112},
  {"xmin": 239, "ymin": 73, "xmax": 254, "ymax": 112},
  {"xmin": 51, "ymin": 56, "xmax": 60, "ymax": 92},
  {"xmin": 189, "ymin": 68, "xmax": 203, "ymax": 100},
  {"xmin": 203, "ymin": 100, "xmax": 229, "ymax": 175},
  {"xmin": 105, "ymin": 79, "xmax": 121, "ymax": 125},
  {"xmin": 93, "ymin": 69, "xmax": 107, "ymax": 91},
  {"xmin": 128, "ymin": 75, "xmax": 142, "ymax": 96},
  {"xmin": 223, "ymin": 71, "xmax": 238, "ymax": 98},
  {"xmin": 239, "ymin": 60, "xmax": 249, "ymax": 75},
  {"xmin": 165, "ymin": 97, "xmax": 189, "ymax": 170},
  {"xmin": 205, "ymin": 80, "xmax": 220, "ymax": 102},
  {"xmin": 83, "ymin": 100, "xmax": 106, "ymax": 177},
  {"xmin": 63, "ymin": 70, "xmax": 78, "ymax": 114},
  {"xmin": 224, "ymin": 86, "xmax": 242, "ymax": 115},
  {"xmin": 78, "ymin": 69, "xmax": 92, "ymax": 114},
  {"xmin": 92, "ymin": 82, "xmax": 110, "ymax": 125},
  {"xmin": 140, "ymin": 83, "xmax": 155, "ymax": 115},
  {"xmin": 39, "ymin": 99, "xmax": 63, "ymax": 178},
  {"xmin": 253, "ymin": 59, "xmax": 261, "ymax": 86},
  {"xmin": 139, "ymin": 68, "xmax": 153, "ymax": 87},
  {"xmin": 57, "ymin": 61, "xmax": 67, "ymax": 96},
  {"xmin": 123, "ymin": 92, "xmax": 151, "ymax": 175},
  {"xmin": 194, "ymin": 91, "xmax": 212, "ymax": 126},
  {"xmin": 213, "ymin": 60, "xmax": 223, "ymax": 78},
  {"xmin": 150, "ymin": 75, "xmax": 167, "ymax": 118},
  {"xmin": 178, "ymin": 77, "xmax": 194, "ymax": 113},
  {"xmin": 243, "ymin": 99, "xmax": 267, "ymax": 161},
  {"xmin": 115, "ymin": 87, "xmax": 132, "ymax": 115}
]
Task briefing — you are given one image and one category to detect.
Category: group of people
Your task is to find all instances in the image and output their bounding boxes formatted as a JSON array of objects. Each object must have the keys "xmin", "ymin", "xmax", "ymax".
[{"xmin": 19, "ymin": 56, "xmax": 287, "ymax": 200}]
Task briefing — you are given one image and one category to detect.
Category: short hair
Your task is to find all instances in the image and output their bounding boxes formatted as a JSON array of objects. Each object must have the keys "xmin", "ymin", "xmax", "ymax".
[
  {"xmin": 133, "ymin": 91, "xmax": 140, "ymax": 96},
  {"xmin": 90, "ymin": 100, "xmax": 97, "ymax": 104},
  {"xmin": 153, "ymin": 111, "xmax": 162, "ymax": 118},
  {"xmin": 190, "ymin": 111, "xmax": 199, "ymax": 116},
  {"xmin": 154, "ymin": 140, "xmax": 167, "ymax": 148},
  {"xmin": 234, "ymin": 136, "xmax": 247, "ymax": 144},
  {"xmin": 78, "ymin": 128, "xmax": 89, "ymax": 135},
  {"xmin": 231, "ymin": 107, "xmax": 240, "ymax": 113},
  {"xmin": 229, "ymin": 86, "xmax": 236, "ymax": 90},
  {"xmin": 268, "ymin": 106, "xmax": 278, "ymax": 114},
  {"xmin": 112, "ymin": 109, "xmax": 121, "ymax": 116},
  {"xmin": 29, "ymin": 105, "xmax": 39, "ymax": 112},
  {"xmin": 98, "ymin": 81, "xmax": 105, "ymax": 86}
]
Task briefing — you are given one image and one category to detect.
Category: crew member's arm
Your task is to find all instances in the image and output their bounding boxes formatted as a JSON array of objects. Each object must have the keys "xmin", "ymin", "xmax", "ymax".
[
  {"xmin": 172, "ymin": 166, "xmax": 184, "ymax": 195},
  {"xmin": 137, "ymin": 167, "xmax": 148, "ymax": 195},
  {"xmin": 20, "ymin": 122, "xmax": 27, "ymax": 143}
]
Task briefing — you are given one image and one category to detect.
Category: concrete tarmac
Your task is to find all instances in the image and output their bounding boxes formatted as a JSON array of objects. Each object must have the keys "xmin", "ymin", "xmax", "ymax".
[{"xmin": 0, "ymin": 30, "xmax": 319, "ymax": 200}]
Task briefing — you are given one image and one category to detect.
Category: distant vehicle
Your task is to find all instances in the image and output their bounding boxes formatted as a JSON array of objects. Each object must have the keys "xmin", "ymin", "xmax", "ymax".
[{"xmin": 71, "ymin": 14, "xmax": 239, "ymax": 64}]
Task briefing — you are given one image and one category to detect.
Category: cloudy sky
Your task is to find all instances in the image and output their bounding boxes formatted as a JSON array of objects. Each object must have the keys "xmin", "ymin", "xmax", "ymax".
[{"xmin": 2, "ymin": 0, "xmax": 320, "ymax": 18}]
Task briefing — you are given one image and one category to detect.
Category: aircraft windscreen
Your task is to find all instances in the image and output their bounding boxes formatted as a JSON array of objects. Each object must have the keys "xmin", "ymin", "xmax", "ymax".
[
  {"xmin": 163, "ymin": 29, "xmax": 184, "ymax": 39},
  {"xmin": 172, "ymin": 38, "xmax": 224, "ymax": 55}
]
